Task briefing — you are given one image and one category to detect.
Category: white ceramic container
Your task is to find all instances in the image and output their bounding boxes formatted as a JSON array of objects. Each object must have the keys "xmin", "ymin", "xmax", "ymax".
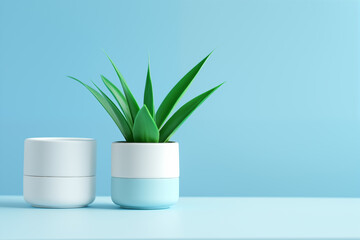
[
  {"xmin": 23, "ymin": 137, "xmax": 96, "ymax": 208},
  {"xmin": 111, "ymin": 142, "xmax": 179, "ymax": 209}
]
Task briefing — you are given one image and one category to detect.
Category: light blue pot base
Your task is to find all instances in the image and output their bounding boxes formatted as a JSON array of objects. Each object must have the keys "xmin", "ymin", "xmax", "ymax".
[{"xmin": 111, "ymin": 177, "xmax": 179, "ymax": 210}]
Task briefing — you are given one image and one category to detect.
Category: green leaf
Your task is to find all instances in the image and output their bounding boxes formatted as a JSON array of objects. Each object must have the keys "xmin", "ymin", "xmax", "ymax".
[
  {"xmin": 68, "ymin": 76, "xmax": 133, "ymax": 142},
  {"xmin": 144, "ymin": 61, "xmax": 155, "ymax": 117},
  {"xmin": 106, "ymin": 55, "xmax": 140, "ymax": 121},
  {"xmin": 92, "ymin": 83, "xmax": 133, "ymax": 141},
  {"xmin": 101, "ymin": 75, "xmax": 133, "ymax": 127},
  {"xmin": 156, "ymin": 51, "xmax": 212, "ymax": 128},
  {"xmin": 159, "ymin": 83, "xmax": 223, "ymax": 142},
  {"xmin": 133, "ymin": 105, "xmax": 159, "ymax": 142}
]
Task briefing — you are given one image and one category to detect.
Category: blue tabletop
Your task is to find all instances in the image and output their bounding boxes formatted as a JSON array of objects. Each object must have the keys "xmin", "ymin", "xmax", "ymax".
[{"xmin": 0, "ymin": 196, "xmax": 359, "ymax": 239}]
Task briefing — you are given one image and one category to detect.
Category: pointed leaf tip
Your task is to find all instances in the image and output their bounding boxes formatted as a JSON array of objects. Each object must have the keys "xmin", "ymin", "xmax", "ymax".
[
  {"xmin": 107, "ymin": 55, "xmax": 140, "ymax": 121},
  {"xmin": 69, "ymin": 76, "xmax": 133, "ymax": 142},
  {"xmin": 144, "ymin": 62, "xmax": 155, "ymax": 117},
  {"xmin": 155, "ymin": 52, "xmax": 212, "ymax": 128}
]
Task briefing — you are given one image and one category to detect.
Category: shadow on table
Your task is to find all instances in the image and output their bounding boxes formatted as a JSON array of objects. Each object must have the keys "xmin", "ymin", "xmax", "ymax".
[
  {"xmin": 0, "ymin": 201, "xmax": 31, "ymax": 209},
  {"xmin": 88, "ymin": 204, "xmax": 153, "ymax": 210},
  {"xmin": 0, "ymin": 199, "xmax": 168, "ymax": 210},
  {"xmin": 88, "ymin": 204, "xmax": 170, "ymax": 211},
  {"xmin": 0, "ymin": 201, "xmax": 121, "ymax": 210},
  {"xmin": 87, "ymin": 203, "xmax": 120, "ymax": 210}
]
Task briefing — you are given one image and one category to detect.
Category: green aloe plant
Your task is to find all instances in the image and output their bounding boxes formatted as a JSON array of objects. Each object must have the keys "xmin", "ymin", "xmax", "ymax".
[{"xmin": 68, "ymin": 52, "xmax": 222, "ymax": 143}]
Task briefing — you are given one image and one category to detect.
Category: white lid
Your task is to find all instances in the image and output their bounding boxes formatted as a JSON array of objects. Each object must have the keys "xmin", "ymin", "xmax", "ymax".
[
  {"xmin": 24, "ymin": 138, "xmax": 96, "ymax": 177},
  {"xmin": 111, "ymin": 142, "xmax": 179, "ymax": 178}
]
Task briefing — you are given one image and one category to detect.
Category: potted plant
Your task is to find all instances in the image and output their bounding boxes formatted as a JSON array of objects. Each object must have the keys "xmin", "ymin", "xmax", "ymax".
[{"xmin": 69, "ymin": 52, "xmax": 222, "ymax": 209}]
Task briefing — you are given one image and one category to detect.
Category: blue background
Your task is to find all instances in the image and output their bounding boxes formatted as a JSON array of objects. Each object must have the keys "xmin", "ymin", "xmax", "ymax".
[{"xmin": 0, "ymin": 0, "xmax": 359, "ymax": 197}]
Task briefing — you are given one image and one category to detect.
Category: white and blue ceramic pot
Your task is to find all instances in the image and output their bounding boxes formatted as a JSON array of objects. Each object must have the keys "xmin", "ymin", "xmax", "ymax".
[{"xmin": 111, "ymin": 142, "xmax": 179, "ymax": 209}]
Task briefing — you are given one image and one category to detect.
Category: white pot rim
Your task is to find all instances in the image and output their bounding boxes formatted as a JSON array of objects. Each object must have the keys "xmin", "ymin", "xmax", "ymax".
[
  {"xmin": 112, "ymin": 141, "xmax": 177, "ymax": 145},
  {"xmin": 26, "ymin": 137, "xmax": 95, "ymax": 142}
]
